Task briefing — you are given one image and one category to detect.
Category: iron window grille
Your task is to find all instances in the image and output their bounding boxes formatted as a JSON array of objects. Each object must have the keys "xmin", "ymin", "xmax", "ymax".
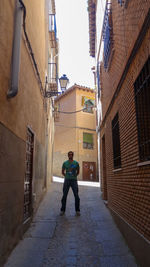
[
  {"xmin": 112, "ymin": 112, "xmax": 122, "ymax": 169},
  {"xmin": 134, "ymin": 57, "xmax": 150, "ymax": 162},
  {"xmin": 83, "ymin": 132, "xmax": 94, "ymax": 149},
  {"xmin": 24, "ymin": 128, "xmax": 34, "ymax": 221},
  {"xmin": 102, "ymin": 2, "xmax": 113, "ymax": 69}
]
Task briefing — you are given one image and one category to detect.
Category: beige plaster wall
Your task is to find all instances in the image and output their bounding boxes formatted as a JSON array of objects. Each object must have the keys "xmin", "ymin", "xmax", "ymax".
[
  {"xmin": 0, "ymin": 0, "xmax": 55, "ymax": 264},
  {"xmin": 53, "ymin": 86, "xmax": 98, "ymax": 180}
]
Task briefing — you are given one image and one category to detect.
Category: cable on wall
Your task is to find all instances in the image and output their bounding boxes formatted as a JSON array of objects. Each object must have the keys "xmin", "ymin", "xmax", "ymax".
[{"xmin": 19, "ymin": 0, "xmax": 44, "ymax": 96}]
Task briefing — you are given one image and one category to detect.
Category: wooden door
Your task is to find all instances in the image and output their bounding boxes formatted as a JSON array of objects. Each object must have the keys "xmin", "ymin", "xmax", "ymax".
[{"xmin": 83, "ymin": 161, "xmax": 96, "ymax": 181}]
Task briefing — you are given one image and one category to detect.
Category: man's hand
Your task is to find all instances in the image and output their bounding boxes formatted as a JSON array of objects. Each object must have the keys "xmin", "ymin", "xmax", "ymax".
[
  {"xmin": 62, "ymin": 168, "xmax": 65, "ymax": 176},
  {"xmin": 76, "ymin": 166, "xmax": 80, "ymax": 176}
]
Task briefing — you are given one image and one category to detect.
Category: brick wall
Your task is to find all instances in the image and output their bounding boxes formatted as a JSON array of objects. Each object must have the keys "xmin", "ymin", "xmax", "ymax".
[
  {"xmin": 101, "ymin": 0, "xmax": 150, "ymax": 118},
  {"xmin": 99, "ymin": 0, "xmax": 150, "ymax": 264}
]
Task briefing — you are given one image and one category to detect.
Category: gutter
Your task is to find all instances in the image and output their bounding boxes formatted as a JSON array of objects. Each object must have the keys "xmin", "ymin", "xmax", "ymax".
[
  {"xmin": 8, "ymin": 0, "xmax": 44, "ymax": 98},
  {"xmin": 7, "ymin": 0, "xmax": 23, "ymax": 98}
]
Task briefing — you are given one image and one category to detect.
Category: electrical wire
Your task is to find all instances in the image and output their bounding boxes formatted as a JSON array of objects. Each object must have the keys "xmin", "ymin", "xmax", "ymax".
[{"xmin": 57, "ymin": 107, "xmax": 88, "ymax": 114}]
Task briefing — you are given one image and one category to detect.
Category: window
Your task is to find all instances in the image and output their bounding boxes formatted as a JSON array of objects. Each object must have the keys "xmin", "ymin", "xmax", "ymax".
[
  {"xmin": 82, "ymin": 96, "xmax": 95, "ymax": 113},
  {"xmin": 112, "ymin": 112, "xmax": 121, "ymax": 169},
  {"xmin": 125, "ymin": 0, "xmax": 130, "ymax": 8},
  {"xmin": 134, "ymin": 57, "xmax": 150, "ymax": 162},
  {"xmin": 83, "ymin": 133, "xmax": 94, "ymax": 149},
  {"xmin": 117, "ymin": 0, "xmax": 123, "ymax": 6},
  {"xmin": 117, "ymin": 0, "xmax": 130, "ymax": 8}
]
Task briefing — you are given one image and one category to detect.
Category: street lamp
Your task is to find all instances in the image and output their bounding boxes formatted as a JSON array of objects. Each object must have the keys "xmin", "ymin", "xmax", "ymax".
[{"xmin": 59, "ymin": 74, "xmax": 69, "ymax": 93}]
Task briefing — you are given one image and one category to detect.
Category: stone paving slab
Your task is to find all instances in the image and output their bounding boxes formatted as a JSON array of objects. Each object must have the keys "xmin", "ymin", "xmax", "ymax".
[
  {"xmin": 5, "ymin": 238, "xmax": 50, "ymax": 267},
  {"xmin": 5, "ymin": 180, "xmax": 138, "ymax": 267},
  {"xmin": 25, "ymin": 221, "xmax": 56, "ymax": 239}
]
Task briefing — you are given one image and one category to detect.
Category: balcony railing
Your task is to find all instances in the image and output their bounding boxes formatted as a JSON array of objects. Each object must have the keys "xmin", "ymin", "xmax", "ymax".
[
  {"xmin": 45, "ymin": 62, "xmax": 59, "ymax": 97},
  {"xmin": 48, "ymin": 62, "xmax": 58, "ymax": 84},
  {"xmin": 49, "ymin": 14, "xmax": 57, "ymax": 48},
  {"xmin": 102, "ymin": 2, "xmax": 113, "ymax": 69}
]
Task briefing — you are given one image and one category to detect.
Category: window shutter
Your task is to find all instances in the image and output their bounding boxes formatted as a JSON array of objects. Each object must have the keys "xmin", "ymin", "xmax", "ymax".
[{"xmin": 83, "ymin": 133, "xmax": 93, "ymax": 144}]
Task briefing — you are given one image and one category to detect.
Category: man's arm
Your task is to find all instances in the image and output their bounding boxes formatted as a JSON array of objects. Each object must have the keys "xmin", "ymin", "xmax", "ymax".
[
  {"xmin": 62, "ymin": 167, "xmax": 65, "ymax": 176},
  {"xmin": 76, "ymin": 166, "xmax": 80, "ymax": 176}
]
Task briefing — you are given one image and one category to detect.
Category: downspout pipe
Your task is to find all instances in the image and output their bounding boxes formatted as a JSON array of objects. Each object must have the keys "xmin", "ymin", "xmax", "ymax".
[{"xmin": 7, "ymin": 0, "xmax": 23, "ymax": 98}]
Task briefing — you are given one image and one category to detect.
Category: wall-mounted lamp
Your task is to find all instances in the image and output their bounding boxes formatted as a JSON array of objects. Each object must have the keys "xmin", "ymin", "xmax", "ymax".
[{"xmin": 59, "ymin": 74, "xmax": 69, "ymax": 93}]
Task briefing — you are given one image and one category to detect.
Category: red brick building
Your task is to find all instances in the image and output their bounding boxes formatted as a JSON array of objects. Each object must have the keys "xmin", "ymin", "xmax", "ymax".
[{"xmin": 88, "ymin": 0, "xmax": 150, "ymax": 265}]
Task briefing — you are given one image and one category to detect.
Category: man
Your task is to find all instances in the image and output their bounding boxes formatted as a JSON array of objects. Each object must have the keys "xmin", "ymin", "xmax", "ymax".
[{"xmin": 60, "ymin": 151, "xmax": 80, "ymax": 216}]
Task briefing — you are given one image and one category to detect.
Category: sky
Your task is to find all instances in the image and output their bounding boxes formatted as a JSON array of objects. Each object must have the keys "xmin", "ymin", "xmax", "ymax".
[{"xmin": 55, "ymin": 0, "xmax": 96, "ymax": 90}]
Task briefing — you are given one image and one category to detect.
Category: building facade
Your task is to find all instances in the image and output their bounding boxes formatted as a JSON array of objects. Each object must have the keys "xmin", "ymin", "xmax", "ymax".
[
  {"xmin": 0, "ymin": 0, "xmax": 59, "ymax": 264},
  {"xmin": 53, "ymin": 84, "xmax": 98, "ymax": 181},
  {"xmin": 87, "ymin": 0, "xmax": 150, "ymax": 265}
]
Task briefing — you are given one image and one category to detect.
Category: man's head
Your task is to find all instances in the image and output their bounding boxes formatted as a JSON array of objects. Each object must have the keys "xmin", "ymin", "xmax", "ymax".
[{"xmin": 68, "ymin": 151, "xmax": 74, "ymax": 160}]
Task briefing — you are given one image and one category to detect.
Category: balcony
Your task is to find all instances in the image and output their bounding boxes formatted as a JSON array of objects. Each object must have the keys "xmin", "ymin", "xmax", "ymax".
[
  {"xmin": 45, "ymin": 62, "xmax": 59, "ymax": 97},
  {"xmin": 49, "ymin": 14, "xmax": 57, "ymax": 48}
]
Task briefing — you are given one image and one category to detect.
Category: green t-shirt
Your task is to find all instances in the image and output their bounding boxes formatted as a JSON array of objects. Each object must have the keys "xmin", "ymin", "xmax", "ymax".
[{"xmin": 62, "ymin": 160, "xmax": 79, "ymax": 179}]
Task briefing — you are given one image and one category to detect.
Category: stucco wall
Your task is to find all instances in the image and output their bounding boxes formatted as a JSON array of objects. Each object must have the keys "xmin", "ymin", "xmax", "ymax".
[
  {"xmin": 0, "ymin": 0, "xmax": 54, "ymax": 264},
  {"xmin": 53, "ymin": 86, "xmax": 98, "ymax": 180}
]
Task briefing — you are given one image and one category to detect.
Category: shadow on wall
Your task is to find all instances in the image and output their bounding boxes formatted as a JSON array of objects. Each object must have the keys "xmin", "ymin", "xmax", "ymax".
[{"xmin": 53, "ymin": 151, "xmax": 67, "ymax": 177}]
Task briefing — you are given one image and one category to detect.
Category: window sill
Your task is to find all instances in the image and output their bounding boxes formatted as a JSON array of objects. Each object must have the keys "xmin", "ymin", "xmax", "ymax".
[
  {"xmin": 83, "ymin": 148, "xmax": 94, "ymax": 150},
  {"xmin": 137, "ymin": 161, "xmax": 150, "ymax": 167},
  {"xmin": 113, "ymin": 168, "xmax": 122, "ymax": 172}
]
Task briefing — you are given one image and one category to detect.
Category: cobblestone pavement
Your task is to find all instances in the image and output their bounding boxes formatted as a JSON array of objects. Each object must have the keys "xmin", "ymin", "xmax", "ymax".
[{"xmin": 5, "ymin": 180, "xmax": 138, "ymax": 267}]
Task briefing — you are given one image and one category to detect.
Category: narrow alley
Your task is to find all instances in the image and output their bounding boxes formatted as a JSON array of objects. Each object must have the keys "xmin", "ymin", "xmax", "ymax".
[{"xmin": 5, "ymin": 178, "xmax": 137, "ymax": 267}]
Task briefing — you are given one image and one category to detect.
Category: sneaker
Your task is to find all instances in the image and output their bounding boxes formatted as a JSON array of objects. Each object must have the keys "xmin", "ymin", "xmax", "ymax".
[
  {"xmin": 60, "ymin": 211, "xmax": 65, "ymax": 216},
  {"xmin": 76, "ymin": 211, "xmax": 80, "ymax": 216}
]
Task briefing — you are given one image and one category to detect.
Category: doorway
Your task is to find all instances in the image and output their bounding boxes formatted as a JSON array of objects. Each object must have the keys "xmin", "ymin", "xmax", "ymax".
[
  {"xmin": 102, "ymin": 135, "xmax": 108, "ymax": 200},
  {"xmin": 83, "ymin": 161, "xmax": 97, "ymax": 181}
]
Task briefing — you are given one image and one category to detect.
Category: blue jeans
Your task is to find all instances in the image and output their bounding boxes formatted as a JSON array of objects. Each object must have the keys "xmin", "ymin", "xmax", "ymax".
[{"xmin": 61, "ymin": 179, "xmax": 80, "ymax": 212}]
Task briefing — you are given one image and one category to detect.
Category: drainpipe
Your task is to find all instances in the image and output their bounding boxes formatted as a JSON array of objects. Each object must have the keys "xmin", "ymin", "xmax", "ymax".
[{"xmin": 7, "ymin": 0, "xmax": 23, "ymax": 98}]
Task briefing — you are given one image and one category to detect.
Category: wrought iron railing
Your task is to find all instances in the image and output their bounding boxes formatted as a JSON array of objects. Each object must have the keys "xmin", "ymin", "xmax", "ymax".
[
  {"xmin": 102, "ymin": 2, "xmax": 112, "ymax": 69},
  {"xmin": 48, "ymin": 62, "xmax": 58, "ymax": 84},
  {"xmin": 134, "ymin": 57, "xmax": 150, "ymax": 161}
]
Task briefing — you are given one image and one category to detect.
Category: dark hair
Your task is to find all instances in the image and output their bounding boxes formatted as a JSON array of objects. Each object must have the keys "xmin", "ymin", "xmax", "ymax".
[{"xmin": 68, "ymin": 151, "xmax": 74, "ymax": 156}]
